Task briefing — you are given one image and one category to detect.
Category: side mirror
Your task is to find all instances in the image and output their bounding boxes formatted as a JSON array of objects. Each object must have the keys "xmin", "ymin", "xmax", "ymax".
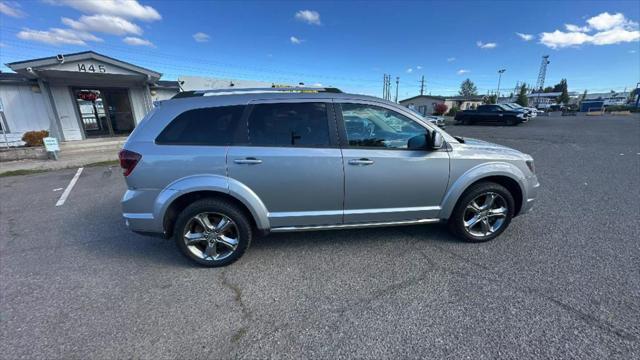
[
  {"xmin": 429, "ymin": 131, "xmax": 444, "ymax": 150},
  {"xmin": 407, "ymin": 133, "xmax": 428, "ymax": 149}
]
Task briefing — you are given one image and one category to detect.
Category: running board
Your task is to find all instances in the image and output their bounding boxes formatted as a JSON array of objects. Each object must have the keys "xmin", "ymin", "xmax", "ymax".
[{"xmin": 270, "ymin": 218, "xmax": 441, "ymax": 233}]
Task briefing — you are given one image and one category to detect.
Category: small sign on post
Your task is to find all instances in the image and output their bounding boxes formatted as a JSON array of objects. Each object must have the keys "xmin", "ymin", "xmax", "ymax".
[{"xmin": 43, "ymin": 137, "xmax": 60, "ymax": 160}]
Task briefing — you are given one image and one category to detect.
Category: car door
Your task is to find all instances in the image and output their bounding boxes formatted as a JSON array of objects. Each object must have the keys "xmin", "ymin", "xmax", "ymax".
[
  {"xmin": 337, "ymin": 101, "xmax": 450, "ymax": 223},
  {"xmin": 227, "ymin": 100, "xmax": 344, "ymax": 228}
]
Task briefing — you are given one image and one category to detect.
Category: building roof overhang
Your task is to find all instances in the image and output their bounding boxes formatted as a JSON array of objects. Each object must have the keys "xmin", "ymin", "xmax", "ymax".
[{"xmin": 5, "ymin": 51, "xmax": 161, "ymax": 83}]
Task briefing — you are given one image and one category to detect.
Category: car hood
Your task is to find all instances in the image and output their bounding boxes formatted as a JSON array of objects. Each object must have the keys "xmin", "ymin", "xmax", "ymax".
[{"xmin": 458, "ymin": 137, "xmax": 531, "ymax": 159}]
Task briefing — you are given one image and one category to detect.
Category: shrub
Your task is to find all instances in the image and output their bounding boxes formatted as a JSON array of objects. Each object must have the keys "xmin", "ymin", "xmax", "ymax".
[
  {"xmin": 433, "ymin": 103, "xmax": 448, "ymax": 115},
  {"xmin": 446, "ymin": 106, "xmax": 459, "ymax": 116},
  {"xmin": 605, "ymin": 105, "xmax": 639, "ymax": 113},
  {"xmin": 21, "ymin": 130, "xmax": 49, "ymax": 147}
]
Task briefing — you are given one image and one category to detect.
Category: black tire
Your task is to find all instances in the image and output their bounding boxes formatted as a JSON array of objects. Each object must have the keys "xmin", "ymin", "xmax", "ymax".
[
  {"xmin": 174, "ymin": 199, "xmax": 252, "ymax": 267},
  {"xmin": 448, "ymin": 182, "xmax": 515, "ymax": 242}
]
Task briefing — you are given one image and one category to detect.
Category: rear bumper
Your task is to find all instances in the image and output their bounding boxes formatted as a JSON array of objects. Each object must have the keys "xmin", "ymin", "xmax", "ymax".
[{"xmin": 122, "ymin": 188, "xmax": 164, "ymax": 234}]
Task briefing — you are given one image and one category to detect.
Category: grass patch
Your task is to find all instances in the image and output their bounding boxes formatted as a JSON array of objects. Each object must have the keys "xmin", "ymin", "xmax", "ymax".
[
  {"xmin": 85, "ymin": 160, "xmax": 119, "ymax": 167},
  {"xmin": 0, "ymin": 160, "xmax": 119, "ymax": 177},
  {"xmin": 0, "ymin": 169, "xmax": 49, "ymax": 177}
]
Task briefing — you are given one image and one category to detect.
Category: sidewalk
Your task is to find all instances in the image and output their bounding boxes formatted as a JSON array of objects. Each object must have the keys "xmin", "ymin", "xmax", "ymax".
[{"xmin": 0, "ymin": 137, "xmax": 125, "ymax": 175}]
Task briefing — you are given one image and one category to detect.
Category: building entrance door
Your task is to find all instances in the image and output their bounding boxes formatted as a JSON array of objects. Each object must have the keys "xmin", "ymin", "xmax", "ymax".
[{"xmin": 74, "ymin": 88, "xmax": 135, "ymax": 138}]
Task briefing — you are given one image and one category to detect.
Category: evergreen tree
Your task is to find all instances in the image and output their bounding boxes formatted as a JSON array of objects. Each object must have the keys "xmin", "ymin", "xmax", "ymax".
[
  {"xmin": 516, "ymin": 83, "xmax": 529, "ymax": 107},
  {"xmin": 459, "ymin": 79, "xmax": 478, "ymax": 97},
  {"xmin": 557, "ymin": 79, "xmax": 570, "ymax": 104}
]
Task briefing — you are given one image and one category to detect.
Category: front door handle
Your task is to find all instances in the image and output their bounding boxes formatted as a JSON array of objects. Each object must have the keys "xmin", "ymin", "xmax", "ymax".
[
  {"xmin": 348, "ymin": 158, "xmax": 374, "ymax": 166},
  {"xmin": 234, "ymin": 157, "xmax": 263, "ymax": 165}
]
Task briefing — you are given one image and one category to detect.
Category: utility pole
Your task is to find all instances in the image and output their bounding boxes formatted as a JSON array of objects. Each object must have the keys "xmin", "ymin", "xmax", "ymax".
[
  {"xmin": 496, "ymin": 69, "xmax": 506, "ymax": 100},
  {"xmin": 382, "ymin": 74, "xmax": 387, "ymax": 99},
  {"xmin": 395, "ymin": 77, "xmax": 399, "ymax": 103},
  {"xmin": 419, "ymin": 75, "xmax": 425, "ymax": 96}
]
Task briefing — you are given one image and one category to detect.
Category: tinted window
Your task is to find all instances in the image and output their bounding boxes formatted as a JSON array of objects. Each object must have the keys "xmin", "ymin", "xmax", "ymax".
[
  {"xmin": 156, "ymin": 105, "xmax": 244, "ymax": 145},
  {"xmin": 248, "ymin": 102, "xmax": 330, "ymax": 147},
  {"xmin": 341, "ymin": 103, "xmax": 425, "ymax": 149}
]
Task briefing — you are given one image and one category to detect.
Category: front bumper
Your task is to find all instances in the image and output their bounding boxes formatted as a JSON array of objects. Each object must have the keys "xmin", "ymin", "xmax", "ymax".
[{"xmin": 519, "ymin": 175, "xmax": 539, "ymax": 215}]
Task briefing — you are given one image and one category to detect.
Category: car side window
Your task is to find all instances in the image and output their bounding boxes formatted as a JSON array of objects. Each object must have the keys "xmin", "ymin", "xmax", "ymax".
[
  {"xmin": 247, "ymin": 102, "xmax": 330, "ymax": 147},
  {"xmin": 156, "ymin": 105, "xmax": 245, "ymax": 145},
  {"xmin": 340, "ymin": 103, "xmax": 425, "ymax": 149}
]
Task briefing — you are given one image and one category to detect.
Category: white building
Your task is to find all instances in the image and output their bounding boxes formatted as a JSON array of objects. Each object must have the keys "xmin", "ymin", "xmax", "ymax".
[{"xmin": 0, "ymin": 51, "xmax": 181, "ymax": 145}]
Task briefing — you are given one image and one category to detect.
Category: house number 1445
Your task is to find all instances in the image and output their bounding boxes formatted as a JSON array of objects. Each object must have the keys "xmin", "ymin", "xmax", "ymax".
[{"xmin": 77, "ymin": 64, "xmax": 106, "ymax": 73}]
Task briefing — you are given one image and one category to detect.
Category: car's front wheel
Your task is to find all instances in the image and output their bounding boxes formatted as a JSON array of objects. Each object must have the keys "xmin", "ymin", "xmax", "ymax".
[
  {"xmin": 174, "ymin": 199, "xmax": 252, "ymax": 267},
  {"xmin": 448, "ymin": 182, "xmax": 515, "ymax": 242}
]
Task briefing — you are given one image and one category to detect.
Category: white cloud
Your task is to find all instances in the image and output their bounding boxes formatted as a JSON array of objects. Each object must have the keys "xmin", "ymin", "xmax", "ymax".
[
  {"xmin": 406, "ymin": 68, "xmax": 413, "ymax": 73},
  {"xmin": 516, "ymin": 32, "xmax": 534, "ymax": 41},
  {"xmin": 123, "ymin": 36, "xmax": 154, "ymax": 47},
  {"xmin": 540, "ymin": 30, "xmax": 593, "ymax": 48},
  {"xmin": 630, "ymin": 49, "xmax": 637, "ymax": 53},
  {"xmin": 540, "ymin": 12, "xmax": 639, "ymax": 49},
  {"xmin": 17, "ymin": 27, "xmax": 102, "ymax": 46},
  {"xmin": 416, "ymin": 65, "xmax": 422, "ymax": 70},
  {"xmin": 457, "ymin": 69, "xmax": 470, "ymax": 75},
  {"xmin": 447, "ymin": 57, "xmax": 456, "ymax": 62},
  {"xmin": 294, "ymin": 10, "xmax": 321, "ymax": 25},
  {"xmin": 0, "ymin": 1, "xmax": 25, "ymax": 17},
  {"xmin": 565, "ymin": 24, "xmax": 590, "ymax": 32},
  {"xmin": 591, "ymin": 27, "xmax": 640, "ymax": 45},
  {"xmin": 477, "ymin": 41, "xmax": 497, "ymax": 49},
  {"xmin": 193, "ymin": 32, "xmax": 210, "ymax": 42},
  {"xmin": 290, "ymin": 36, "xmax": 303, "ymax": 44},
  {"xmin": 62, "ymin": 14, "xmax": 142, "ymax": 35},
  {"xmin": 586, "ymin": 12, "xmax": 632, "ymax": 31},
  {"xmin": 46, "ymin": 0, "xmax": 161, "ymax": 21}
]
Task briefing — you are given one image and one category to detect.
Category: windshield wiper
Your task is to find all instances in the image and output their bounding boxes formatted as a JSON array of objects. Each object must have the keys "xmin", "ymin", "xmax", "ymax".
[{"xmin": 454, "ymin": 136, "xmax": 465, "ymax": 143}]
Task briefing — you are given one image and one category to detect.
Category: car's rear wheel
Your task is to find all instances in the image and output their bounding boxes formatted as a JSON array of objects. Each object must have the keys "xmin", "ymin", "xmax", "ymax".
[
  {"xmin": 174, "ymin": 199, "xmax": 252, "ymax": 267},
  {"xmin": 448, "ymin": 182, "xmax": 515, "ymax": 242}
]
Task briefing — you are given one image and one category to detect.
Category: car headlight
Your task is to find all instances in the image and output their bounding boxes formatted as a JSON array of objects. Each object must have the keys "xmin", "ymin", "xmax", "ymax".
[
  {"xmin": 517, "ymin": 113, "xmax": 525, "ymax": 118},
  {"xmin": 526, "ymin": 160, "xmax": 535, "ymax": 174}
]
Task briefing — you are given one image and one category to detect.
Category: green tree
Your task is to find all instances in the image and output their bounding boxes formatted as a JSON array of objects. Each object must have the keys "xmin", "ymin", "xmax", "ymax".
[
  {"xmin": 484, "ymin": 94, "xmax": 497, "ymax": 104},
  {"xmin": 556, "ymin": 79, "xmax": 570, "ymax": 104},
  {"xmin": 580, "ymin": 90, "xmax": 588, "ymax": 103},
  {"xmin": 516, "ymin": 83, "xmax": 529, "ymax": 107},
  {"xmin": 459, "ymin": 78, "xmax": 478, "ymax": 97},
  {"xmin": 543, "ymin": 86, "xmax": 554, "ymax": 93}
]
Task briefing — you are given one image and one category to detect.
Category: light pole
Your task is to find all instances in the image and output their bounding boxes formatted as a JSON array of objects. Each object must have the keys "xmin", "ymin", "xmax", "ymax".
[{"xmin": 496, "ymin": 69, "xmax": 506, "ymax": 102}]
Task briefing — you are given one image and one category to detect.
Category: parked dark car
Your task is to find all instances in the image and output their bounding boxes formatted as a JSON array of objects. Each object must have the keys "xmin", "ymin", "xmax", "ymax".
[{"xmin": 454, "ymin": 104, "xmax": 528, "ymax": 125}]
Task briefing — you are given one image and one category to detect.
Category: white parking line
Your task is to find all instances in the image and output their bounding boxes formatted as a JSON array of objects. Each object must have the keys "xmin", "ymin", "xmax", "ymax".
[{"xmin": 55, "ymin": 167, "xmax": 83, "ymax": 207}]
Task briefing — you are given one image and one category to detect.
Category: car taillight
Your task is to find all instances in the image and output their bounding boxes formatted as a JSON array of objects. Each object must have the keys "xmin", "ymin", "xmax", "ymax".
[{"xmin": 118, "ymin": 149, "xmax": 142, "ymax": 176}]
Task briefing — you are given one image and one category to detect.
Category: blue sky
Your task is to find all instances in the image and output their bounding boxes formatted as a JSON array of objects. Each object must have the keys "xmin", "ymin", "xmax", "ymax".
[{"xmin": 1, "ymin": 0, "xmax": 638, "ymax": 99}]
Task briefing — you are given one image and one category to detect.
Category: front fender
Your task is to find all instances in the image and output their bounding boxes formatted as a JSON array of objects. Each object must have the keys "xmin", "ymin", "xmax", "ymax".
[
  {"xmin": 439, "ymin": 162, "xmax": 526, "ymax": 219},
  {"xmin": 154, "ymin": 174, "xmax": 270, "ymax": 231}
]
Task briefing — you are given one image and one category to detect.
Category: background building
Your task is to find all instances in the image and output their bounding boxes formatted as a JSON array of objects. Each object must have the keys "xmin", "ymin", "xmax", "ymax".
[
  {"xmin": 0, "ymin": 51, "xmax": 180, "ymax": 145},
  {"xmin": 0, "ymin": 51, "xmax": 293, "ymax": 146},
  {"xmin": 399, "ymin": 95, "xmax": 445, "ymax": 116}
]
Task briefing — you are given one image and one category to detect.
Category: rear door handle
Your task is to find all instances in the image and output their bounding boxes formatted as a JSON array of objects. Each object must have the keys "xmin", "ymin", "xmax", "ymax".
[
  {"xmin": 348, "ymin": 158, "xmax": 374, "ymax": 166},
  {"xmin": 234, "ymin": 157, "xmax": 262, "ymax": 165}
]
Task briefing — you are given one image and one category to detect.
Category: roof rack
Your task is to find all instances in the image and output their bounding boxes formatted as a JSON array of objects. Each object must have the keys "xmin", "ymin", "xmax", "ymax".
[{"xmin": 171, "ymin": 87, "xmax": 342, "ymax": 99}]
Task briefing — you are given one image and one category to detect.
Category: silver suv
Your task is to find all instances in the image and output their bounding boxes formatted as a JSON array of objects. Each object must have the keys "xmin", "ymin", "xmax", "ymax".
[{"xmin": 120, "ymin": 88, "xmax": 539, "ymax": 267}]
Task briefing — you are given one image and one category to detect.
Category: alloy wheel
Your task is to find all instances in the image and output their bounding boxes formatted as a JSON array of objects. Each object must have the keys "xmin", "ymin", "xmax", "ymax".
[
  {"xmin": 462, "ymin": 192, "xmax": 508, "ymax": 237},
  {"xmin": 183, "ymin": 212, "xmax": 239, "ymax": 261}
]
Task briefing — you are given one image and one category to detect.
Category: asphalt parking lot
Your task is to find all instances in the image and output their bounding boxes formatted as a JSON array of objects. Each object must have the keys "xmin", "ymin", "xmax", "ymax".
[{"xmin": 1, "ymin": 114, "xmax": 639, "ymax": 359}]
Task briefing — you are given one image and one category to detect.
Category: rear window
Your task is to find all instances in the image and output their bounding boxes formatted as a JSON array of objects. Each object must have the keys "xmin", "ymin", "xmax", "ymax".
[
  {"xmin": 156, "ymin": 105, "xmax": 245, "ymax": 145},
  {"xmin": 247, "ymin": 102, "xmax": 330, "ymax": 147}
]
